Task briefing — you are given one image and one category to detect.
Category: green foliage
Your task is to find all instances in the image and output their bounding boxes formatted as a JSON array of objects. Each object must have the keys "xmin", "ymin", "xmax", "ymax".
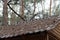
[
  {"xmin": 37, "ymin": 0, "xmax": 41, "ymax": 2},
  {"xmin": 24, "ymin": 0, "xmax": 29, "ymax": 2},
  {"xmin": 13, "ymin": 0, "xmax": 19, "ymax": 1}
]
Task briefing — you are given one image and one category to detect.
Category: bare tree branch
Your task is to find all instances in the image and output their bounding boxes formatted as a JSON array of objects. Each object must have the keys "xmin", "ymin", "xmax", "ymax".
[
  {"xmin": 30, "ymin": 13, "xmax": 38, "ymax": 21},
  {"xmin": 7, "ymin": 3, "xmax": 26, "ymax": 21},
  {"xmin": 24, "ymin": 5, "xmax": 31, "ymax": 13},
  {"xmin": 30, "ymin": 0, "xmax": 36, "ymax": 21}
]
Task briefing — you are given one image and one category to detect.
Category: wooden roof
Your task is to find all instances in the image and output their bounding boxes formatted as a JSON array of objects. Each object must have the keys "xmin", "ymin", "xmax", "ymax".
[{"xmin": 0, "ymin": 16, "xmax": 60, "ymax": 38}]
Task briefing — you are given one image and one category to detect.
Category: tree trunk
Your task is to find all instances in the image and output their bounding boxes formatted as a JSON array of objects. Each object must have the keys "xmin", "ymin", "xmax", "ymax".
[
  {"xmin": 49, "ymin": 0, "xmax": 52, "ymax": 16},
  {"xmin": 20, "ymin": 0, "xmax": 24, "ymax": 17},
  {"xmin": 3, "ymin": 0, "xmax": 8, "ymax": 25},
  {"xmin": 41, "ymin": 0, "xmax": 44, "ymax": 18},
  {"xmin": 11, "ymin": 5, "xmax": 16, "ymax": 25},
  {"xmin": 33, "ymin": 0, "xmax": 36, "ymax": 15}
]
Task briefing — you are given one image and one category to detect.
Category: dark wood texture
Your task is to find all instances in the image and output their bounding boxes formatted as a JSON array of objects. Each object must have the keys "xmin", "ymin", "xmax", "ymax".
[{"xmin": 0, "ymin": 31, "xmax": 47, "ymax": 40}]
